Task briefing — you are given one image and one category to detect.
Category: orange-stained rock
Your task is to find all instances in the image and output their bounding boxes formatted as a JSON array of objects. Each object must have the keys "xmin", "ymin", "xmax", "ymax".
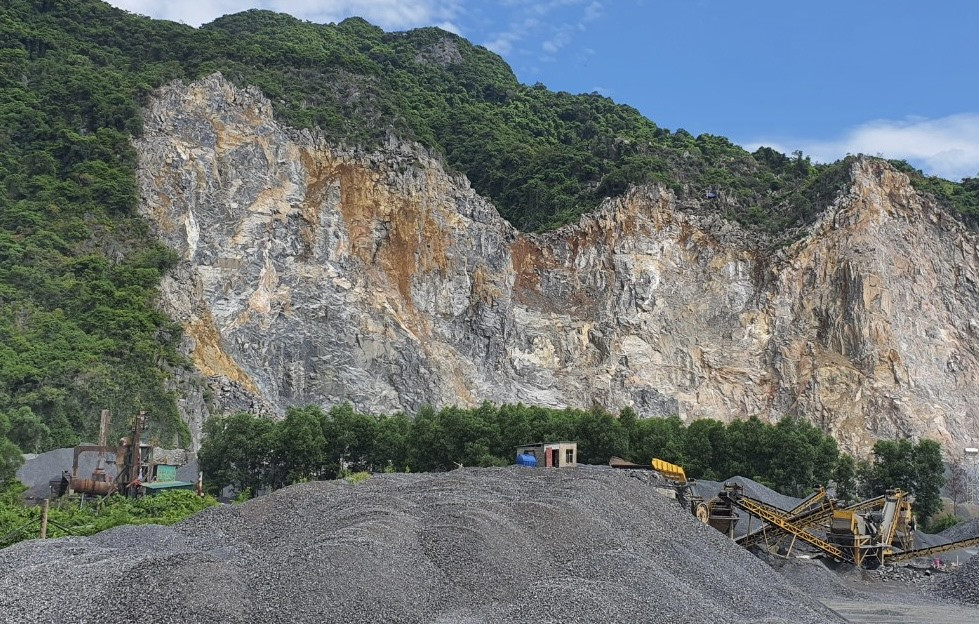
[{"xmin": 138, "ymin": 75, "xmax": 979, "ymax": 456}]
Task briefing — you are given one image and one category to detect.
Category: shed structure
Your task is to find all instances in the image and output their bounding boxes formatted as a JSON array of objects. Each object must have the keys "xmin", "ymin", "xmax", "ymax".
[{"xmin": 515, "ymin": 442, "xmax": 577, "ymax": 468}]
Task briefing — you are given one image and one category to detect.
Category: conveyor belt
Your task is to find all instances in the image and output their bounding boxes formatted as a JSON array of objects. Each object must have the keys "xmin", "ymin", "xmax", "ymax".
[
  {"xmin": 737, "ymin": 498, "xmax": 835, "ymax": 548},
  {"xmin": 721, "ymin": 489, "xmax": 851, "ymax": 562},
  {"xmin": 887, "ymin": 535, "xmax": 979, "ymax": 563},
  {"xmin": 737, "ymin": 492, "xmax": 880, "ymax": 549}
]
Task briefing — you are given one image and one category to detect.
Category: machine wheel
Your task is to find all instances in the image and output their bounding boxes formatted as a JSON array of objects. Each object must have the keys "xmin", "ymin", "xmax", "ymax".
[{"xmin": 695, "ymin": 502, "xmax": 710, "ymax": 524}]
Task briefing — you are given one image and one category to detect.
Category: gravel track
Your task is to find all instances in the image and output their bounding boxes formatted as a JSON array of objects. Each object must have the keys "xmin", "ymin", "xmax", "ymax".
[{"xmin": 0, "ymin": 467, "xmax": 842, "ymax": 623}]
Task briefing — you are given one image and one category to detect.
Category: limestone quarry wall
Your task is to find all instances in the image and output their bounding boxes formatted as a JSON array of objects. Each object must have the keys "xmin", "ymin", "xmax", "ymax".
[{"xmin": 137, "ymin": 75, "xmax": 979, "ymax": 454}]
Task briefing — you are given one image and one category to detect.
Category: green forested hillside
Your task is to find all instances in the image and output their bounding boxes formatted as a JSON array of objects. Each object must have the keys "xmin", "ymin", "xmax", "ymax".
[{"xmin": 0, "ymin": 0, "xmax": 976, "ymax": 466}]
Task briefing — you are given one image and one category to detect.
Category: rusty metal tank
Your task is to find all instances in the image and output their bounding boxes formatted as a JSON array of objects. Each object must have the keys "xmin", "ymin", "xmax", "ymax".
[{"xmin": 69, "ymin": 478, "xmax": 116, "ymax": 496}]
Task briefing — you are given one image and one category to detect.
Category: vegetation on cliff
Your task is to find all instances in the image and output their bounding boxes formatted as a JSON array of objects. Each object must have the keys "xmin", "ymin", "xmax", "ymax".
[{"xmin": 0, "ymin": 0, "xmax": 975, "ymax": 454}]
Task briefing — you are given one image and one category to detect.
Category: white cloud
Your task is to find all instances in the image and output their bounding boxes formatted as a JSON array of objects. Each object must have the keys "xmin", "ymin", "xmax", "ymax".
[
  {"xmin": 746, "ymin": 113, "xmax": 979, "ymax": 181},
  {"xmin": 583, "ymin": 2, "xmax": 603, "ymax": 23},
  {"xmin": 541, "ymin": 26, "xmax": 572, "ymax": 54},
  {"xmin": 485, "ymin": 17, "xmax": 539, "ymax": 55},
  {"xmin": 107, "ymin": 1, "xmax": 463, "ymax": 31},
  {"xmin": 483, "ymin": 0, "xmax": 603, "ymax": 60}
]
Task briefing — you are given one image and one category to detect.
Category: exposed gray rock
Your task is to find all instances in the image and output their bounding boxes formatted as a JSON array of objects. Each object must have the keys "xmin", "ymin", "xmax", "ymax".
[
  {"xmin": 137, "ymin": 74, "xmax": 979, "ymax": 455},
  {"xmin": 414, "ymin": 36, "xmax": 463, "ymax": 67}
]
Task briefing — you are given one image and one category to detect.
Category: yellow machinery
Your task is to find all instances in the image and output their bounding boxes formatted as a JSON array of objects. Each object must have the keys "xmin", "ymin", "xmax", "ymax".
[
  {"xmin": 608, "ymin": 456, "xmax": 737, "ymax": 536},
  {"xmin": 826, "ymin": 489, "xmax": 914, "ymax": 567},
  {"xmin": 651, "ymin": 458, "xmax": 687, "ymax": 485},
  {"xmin": 724, "ymin": 484, "xmax": 977, "ymax": 568},
  {"xmin": 737, "ymin": 487, "xmax": 835, "ymax": 550},
  {"xmin": 720, "ymin": 484, "xmax": 850, "ymax": 561},
  {"xmin": 611, "ymin": 456, "xmax": 979, "ymax": 568}
]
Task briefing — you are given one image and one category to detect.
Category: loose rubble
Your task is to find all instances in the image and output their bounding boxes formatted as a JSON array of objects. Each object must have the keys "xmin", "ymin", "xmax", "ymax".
[
  {"xmin": 0, "ymin": 467, "xmax": 842, "ymax": 624},
  {"xmin": 935, "ymin": 553, "xmax": 979, "ymax": 605}
]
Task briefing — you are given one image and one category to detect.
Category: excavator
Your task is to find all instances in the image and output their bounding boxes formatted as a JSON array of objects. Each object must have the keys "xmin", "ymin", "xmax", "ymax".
[{"xmin": 610, "ymin": 456, "xmax": 979, "ymax": 568}]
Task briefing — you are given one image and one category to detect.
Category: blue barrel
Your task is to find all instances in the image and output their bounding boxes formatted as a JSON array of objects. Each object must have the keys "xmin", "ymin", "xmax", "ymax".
[{"xmin": 515, "ymin": 453, "xmax": 538, "ymax": 467}]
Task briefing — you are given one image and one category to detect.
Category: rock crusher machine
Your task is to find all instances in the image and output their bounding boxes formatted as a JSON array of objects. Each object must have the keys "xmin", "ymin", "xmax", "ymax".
[
  {"xmin": 718, "ymin": 484, "xmax": 979, "ymax": 568},
  {"xmin": 611, "ymin": 456, "xmax": 979, "ymax": 568},
  {"xmin": 609, "ymin": 456, "xmax": 739, "ymax": 537}
]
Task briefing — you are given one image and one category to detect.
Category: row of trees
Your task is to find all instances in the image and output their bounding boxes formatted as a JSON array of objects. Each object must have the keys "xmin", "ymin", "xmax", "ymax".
[
  {"xmin": 199, "ymin": 404, "xmax": 842, "ymax": 498},
  {"xmin": 852, "ymin": 438, "xmax": 945, "ymax": 521},
  {"xmin": 199, "ymin": 403, "xmax": 948, "ymax": 524}
]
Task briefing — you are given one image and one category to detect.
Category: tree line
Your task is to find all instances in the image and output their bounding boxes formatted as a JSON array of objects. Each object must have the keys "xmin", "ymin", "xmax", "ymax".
[{"xmin": 198, "ymin": 403, "xmax": 944, "ymax": 523}]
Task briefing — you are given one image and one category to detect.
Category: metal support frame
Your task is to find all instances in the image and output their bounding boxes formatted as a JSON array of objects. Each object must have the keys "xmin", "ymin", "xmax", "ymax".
[
  {"xmin": 720, "ymin": 486, "xmax": 851, "ymax": 562},
  {"xmin": 888, "ymin": 535, "xmax": 979, "ymax": 563}
]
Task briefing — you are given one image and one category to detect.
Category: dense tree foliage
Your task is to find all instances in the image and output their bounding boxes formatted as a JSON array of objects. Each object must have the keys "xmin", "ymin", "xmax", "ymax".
[
  {"xmin": 857, "ymin": 438, "xmax": 946, "ymax": 524},
  {"xmin": 1, "ymin": 1, "xmax": 975, "ymax": 456},
  {"xmin": 199, "ymin": 404, "xmax": 843, "ymax": 498},
  {"xmin": 0, "ymin": 412, "xmax": 25, "ymax": 487},
  {"xmin": 200, "ymin": 404, "xmax": 953, "ymax": 528},
  {"xmin": 0, "ymin": 0, "xmax": 191, "ymax": 452}
]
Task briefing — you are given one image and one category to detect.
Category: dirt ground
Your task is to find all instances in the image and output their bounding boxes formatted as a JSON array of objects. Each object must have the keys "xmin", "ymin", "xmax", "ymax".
[
  {"xmin": 824, "ymin": 599, "xmax": 979, "ymax": 624},
  {"xmin": 818, "ymin": 567, "xmax": 979, "ymax": 623}
]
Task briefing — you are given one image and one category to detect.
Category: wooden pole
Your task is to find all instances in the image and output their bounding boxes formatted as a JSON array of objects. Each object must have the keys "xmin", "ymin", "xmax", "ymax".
[{"xmin": 39, "ymin": 499, "xmax": 50, "ymax": 539}]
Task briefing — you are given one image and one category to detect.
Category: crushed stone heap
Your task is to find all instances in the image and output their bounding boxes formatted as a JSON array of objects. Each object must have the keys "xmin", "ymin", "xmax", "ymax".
[
  {"xmin": 936, "ymin": 552, "xmax": 979, "ymax": 605},
  {"xmin": 0, "ymin": 467, "xmax": 842, "ymax": 624},
  {"xmin": 937, "ymin": 518, "xmax": 979, "ymax": 543}
]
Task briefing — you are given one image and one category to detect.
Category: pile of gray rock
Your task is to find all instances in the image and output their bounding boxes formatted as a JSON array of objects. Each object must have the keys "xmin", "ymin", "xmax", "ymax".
[
  {"xmin": 935, "ymin": 554, "xmax": 979, "ymax": 605},
  {"xmin": 0, "ymin": 467, "xmax": 842, "ymax": 623},
  {"xmin": 939, "ymin": 518, "xmax": 979, "ymax": 543}
]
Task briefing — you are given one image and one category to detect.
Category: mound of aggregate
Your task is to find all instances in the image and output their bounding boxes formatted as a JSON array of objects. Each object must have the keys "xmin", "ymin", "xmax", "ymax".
[
  {"xmin": 757, "ymin": 554, "xmax": 867, "ymax": 600},
  {"xmin": 935, "ymin": 554, "xmax": 979, "ymax": 604},
  {"xmin": 939, "ymin": 518, "xmax": 979, "ymax": 543},
  {"xmin": 0, "ymin": 467, "xmax": 843, "ymax": 624},
  {"xmin": 15, "ymin": 448, "xmax": 93, "ymax": 499}
]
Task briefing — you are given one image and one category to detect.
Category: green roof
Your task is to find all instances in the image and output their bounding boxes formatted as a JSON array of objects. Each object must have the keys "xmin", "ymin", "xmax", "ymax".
[{"xmin": 142, "ymin": 481, "xmax": 194, "ymax": 490}]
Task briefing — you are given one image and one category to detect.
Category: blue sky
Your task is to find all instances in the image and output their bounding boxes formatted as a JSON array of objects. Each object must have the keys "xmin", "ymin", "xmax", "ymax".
[{"xmin": 108, "ymin": 0, "xmax": 979, "ymax": 180}]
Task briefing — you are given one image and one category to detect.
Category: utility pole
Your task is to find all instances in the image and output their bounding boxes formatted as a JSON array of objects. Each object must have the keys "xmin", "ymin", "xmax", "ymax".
[{"xmin": 39, "ymin": 499, "xmax": 49, "ymax": 539}]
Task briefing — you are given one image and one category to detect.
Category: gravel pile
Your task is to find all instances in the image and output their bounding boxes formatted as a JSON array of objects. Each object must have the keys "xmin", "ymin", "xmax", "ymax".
[
  {"xmin": 939, "ymin": 518, "xmax": 979, "ymax": 543},
  {"xmin": 757, "ymin": 553, "xmax": 867, "ymax": 600},
  {"xmin": 15, "ymin": 448, "xmax": 98, "ymax": 499},
  {"xmin": 0, "ymin": 467, "xmax": 842, "ymax": 623},
  {"xmin": 934, "ymin": 554, "xmax": 979, "ymax": 604}
]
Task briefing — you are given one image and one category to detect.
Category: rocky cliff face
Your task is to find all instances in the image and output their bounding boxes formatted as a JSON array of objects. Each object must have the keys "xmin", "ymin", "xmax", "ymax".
[{"xmin": 137, "ymin": 75, "xmax": 979, "ymax": 454}]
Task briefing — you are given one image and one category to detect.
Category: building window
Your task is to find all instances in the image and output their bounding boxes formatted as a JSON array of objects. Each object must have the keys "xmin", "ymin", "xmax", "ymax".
[{"xmin": 565, "ymin": 449, "xmax": 574, "ymax": 465}]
